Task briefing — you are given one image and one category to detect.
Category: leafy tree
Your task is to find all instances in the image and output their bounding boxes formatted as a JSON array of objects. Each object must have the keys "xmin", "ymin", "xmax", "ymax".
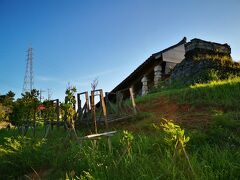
[
  {"xmin": 0, "ymin": 91, "xmax": 15, "ymax": 121},
  {"xmin": 0, "ymin": 103, "xmax": 8, "ymax": 121},
  {"xmin": 41, "ymin": 100, "xmax": 56, "ymax": 122},
  {"xmin": 0, "ymin": 90, "xmax": 15, "ymax": 106},
  {"xmin": 61, "ymin": 85, "xmax": 77, "ymax": 133},
  {"xmin": 10, "ymin": 89, "xmax": 40, "ymax": 126}
]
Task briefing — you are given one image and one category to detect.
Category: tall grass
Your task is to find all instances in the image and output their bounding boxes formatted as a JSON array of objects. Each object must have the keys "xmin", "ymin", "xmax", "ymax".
[
  {"xmin": 179, "ymin": 78, "xmax": 240, "ymax": 109},
  {"xmin": 0, "ymin": 122, "xmax": 239, "ymax": 179},
  {"xmin": 137, "ymin": 77, "xmax": 240, "ymax": 110},
  {"xmin": 1, "ymin": 78, "xmax": 240, "ymax": 179}
]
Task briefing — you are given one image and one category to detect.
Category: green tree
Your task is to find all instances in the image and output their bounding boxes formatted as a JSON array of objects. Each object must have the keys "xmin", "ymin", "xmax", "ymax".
[
  {"xmin": 11, "ymin": 89, "xmax": 40, "ymax": 126},
  {"xmin": 41, "ymin": 100, "xmax": 56, "ymax": 121},
  {"xmin": 61, "ymin": 85, "xmax": 77, "ymax": 134},
  {"xmin": 0, "ymin": 103, "xmax": 8, "ymax": 121},
  {"xmin": 0, "ymin": 91, "xmax": 15, "ymax": 121}
]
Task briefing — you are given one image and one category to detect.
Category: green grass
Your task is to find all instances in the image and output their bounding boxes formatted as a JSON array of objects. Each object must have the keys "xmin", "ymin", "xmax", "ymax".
[
  {"xmin": 137, "ymin": 77, "xmax": 240, "ymax": 109},
  {"xmin": 178, "ymin": 78, "xmax": 240, "ymax": 109},
  {"xmin": 1, "ymin": 77, "xmax": 240, "ymax": 179},
  {"xmin": 0, "ymin": 117, "xmax": 240, "ymax": 179}
]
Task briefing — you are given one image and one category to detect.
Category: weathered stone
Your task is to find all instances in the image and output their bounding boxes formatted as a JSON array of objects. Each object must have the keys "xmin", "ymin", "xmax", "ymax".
[
  {"xmin": 154, "ymin": 65, "xmax": 162, "ymax": 87},
  {"xmin": 169, "ymin": 38, "xmax": 238, "ymax": 85},
  {"xmin": 185, "ymin": 38, "xmax": 231, "ymax": 58},
  {"xmin": 170, "ymin": 54, "xmax": 240, "ymax": 85},
  {"xmin": 141, "ymin": 75, "xmax": 148, "ymax": 95},
  {"xmin": 165, "ymin": 62, "xmax": 177, "ymax": 74}
]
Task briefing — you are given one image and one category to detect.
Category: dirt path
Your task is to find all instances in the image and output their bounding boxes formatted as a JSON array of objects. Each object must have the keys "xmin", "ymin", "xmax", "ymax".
[{"xmin": 138, "ymin": 97, "xmax": 213, "ymax": 129}]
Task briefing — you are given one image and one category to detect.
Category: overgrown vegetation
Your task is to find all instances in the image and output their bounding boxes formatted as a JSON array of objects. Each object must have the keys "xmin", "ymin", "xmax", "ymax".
[
  {"xmin": 0, "ymin": 72, "xmax": 240, "ymax": 179},
  {"xmin": 10, "ymin": 89, "xmax": 40, "ymax": 126},
  {"xmin": 142, "ymin": 77, "xmax": 240, "ymax": 108},
  {"xmin": 0, "ymin": 91, "xmax": 15, "ymax": 122},
  {"xmin": 170, "ymin": 53, "xmax": 240, "ymax": 86},
  {"xmin": 61, "ymin": 85, "xmax": 77, "ymax": 130},
  {"xmin": 0, "ymin": 115, "xmax": 239, "ymax": 179}
]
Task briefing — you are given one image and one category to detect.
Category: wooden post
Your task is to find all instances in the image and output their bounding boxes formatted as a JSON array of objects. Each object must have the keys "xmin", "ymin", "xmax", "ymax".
[
  {"xmin": 116, "ymin": 91, "xmax": 123, "ymax": 114},
  {"xmin": 91, "ymin": 91, "xmax": 97, "ymax": 134},
  {"xmin": 78, "ymin": 103, "xmax": 87, "ymax": 123},
  {"xmin": 77, "ymin": 93, "xmax": 81, "ymax": 124},
  {"xmin": 100, "ymin": 90, "xmax": 108, "ymax": 129},
  {"xmin": 33, "ymin": 110, "xmax": 36, "ymax": 137},
  {"xmin": 129, "ymin": 87, "xmax": 137, "ymax": 114},
  {"xmin": 107, "ymin": 137, "xmax": 112, "ymax": 152},
  {"xmin": 44, "ymin": 120, "xmax": 47, "ymax": 134},
  {"xmin": 77, "ymin": 93, "xmax": 81, "ymax": 112},
  {"xmin": 50, "ymin": 100, "xmax": 54, "ymax": 130},
  {"xmin": 85, "ymin": 92, "xmax": 90, "ymax": 128},
  {"xmin": 85, "ymin": 92, "xmax": 90, "ymax": 112},
  {"xmin": 51, "ymin": 117, "xmax": 54, "ymax": 130},
  {"xmin": 105, "ymin": 92, "xmax": 109, "ymax": 105},
  {"xmin": 73, "ymin": 95, "xmax": 76, "ymax": 110},
  {"xmin": 56, "ymin": 99, "xmax": 60, "ymax": 127}
]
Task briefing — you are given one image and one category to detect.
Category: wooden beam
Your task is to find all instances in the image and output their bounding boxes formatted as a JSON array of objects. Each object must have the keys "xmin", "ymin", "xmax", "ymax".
[
  {"xmin": 85, "ymin": 92, "xmax": 90, "ymax": 111},
  {"xmin": 80, "ymin": 131, "xmax": 117, "ymax": 139},
  {"xmin": 129, "ymin": 88, "xmax": 137, "ymax": 114},
  {"xmin": 100, "ymin": 89, "xmax": 108, "ymax": 129},
  {"xmin": 77, "ymin": 93, "xmax": 81, "ymax": 112},
  {"xmin": 91, "ymin": 91, "xmax": 97, "ymax": 134},
  {"xmin": 56, "ymin": 99, "xmax": 60, "ymax": 127}
]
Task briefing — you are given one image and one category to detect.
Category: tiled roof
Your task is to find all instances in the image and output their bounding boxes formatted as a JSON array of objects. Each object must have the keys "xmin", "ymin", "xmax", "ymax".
[{"xmin": 111, "ymin": 37, "xmax": 187, "ymax": 93}]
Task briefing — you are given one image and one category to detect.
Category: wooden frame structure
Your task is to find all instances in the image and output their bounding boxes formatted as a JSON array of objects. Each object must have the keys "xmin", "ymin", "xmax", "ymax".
[{"xmin": 76, "ymin": 88, "xmax": 137, "ymax": 134}]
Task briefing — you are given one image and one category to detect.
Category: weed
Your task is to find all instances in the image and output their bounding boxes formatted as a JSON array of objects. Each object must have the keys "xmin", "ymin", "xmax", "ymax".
[{"xmin": 1, "ymin": 77, "xmax": 240, "ymax": 179}]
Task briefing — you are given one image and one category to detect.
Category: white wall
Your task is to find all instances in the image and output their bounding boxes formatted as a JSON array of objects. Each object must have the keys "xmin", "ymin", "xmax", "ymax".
[{"xmin": 162, "ymin": 44, "xmax": 185, "ymax": 63}]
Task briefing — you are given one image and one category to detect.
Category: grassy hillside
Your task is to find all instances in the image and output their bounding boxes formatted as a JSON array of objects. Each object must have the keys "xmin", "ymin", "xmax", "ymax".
[
  {"xmin": 0, "ymin": 78, "xmax": 240, "ymax": 179},
  {"xmin": 138, "ymin": 77, "xmax": 240, "ymax": 107}
]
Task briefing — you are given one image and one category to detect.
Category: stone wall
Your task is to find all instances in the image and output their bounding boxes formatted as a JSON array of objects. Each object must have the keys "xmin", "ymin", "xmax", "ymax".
[
  {"xmin": 170, "ymin": 38, "xmax": 240, "ymax": 84},
  {"xmin": 165, "ymin": 62, "xmax": 177, "ymax": 74},
  {"xmin": 185, "ymin": 38, "xmax": 231, "ymax": 58},
  {"xmin": 170, "ymin": 58, "xmax": 217, "ymax": 83}
]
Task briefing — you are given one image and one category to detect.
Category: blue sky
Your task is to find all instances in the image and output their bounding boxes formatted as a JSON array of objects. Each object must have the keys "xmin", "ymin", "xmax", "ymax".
[{"xmin": 0, "ymin": 0, "xmax": 240, "ymax": 100}]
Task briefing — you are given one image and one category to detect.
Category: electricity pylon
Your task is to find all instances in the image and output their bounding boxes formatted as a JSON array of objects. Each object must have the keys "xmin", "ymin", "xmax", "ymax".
[{"xmin": 22, "ymin": 47, "xmax": 34, "ymax": 93}]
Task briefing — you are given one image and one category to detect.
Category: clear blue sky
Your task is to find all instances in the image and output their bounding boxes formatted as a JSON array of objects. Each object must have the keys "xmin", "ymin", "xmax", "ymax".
[{"xmin": 1, "ymin": 0, "xmax": 240, "ymax": 100}]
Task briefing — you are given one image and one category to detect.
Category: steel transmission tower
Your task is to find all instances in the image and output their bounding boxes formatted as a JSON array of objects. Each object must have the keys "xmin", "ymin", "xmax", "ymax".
[{"xmin": 22, "ymin": 47, "xmax": 34, "ymax": 93}]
